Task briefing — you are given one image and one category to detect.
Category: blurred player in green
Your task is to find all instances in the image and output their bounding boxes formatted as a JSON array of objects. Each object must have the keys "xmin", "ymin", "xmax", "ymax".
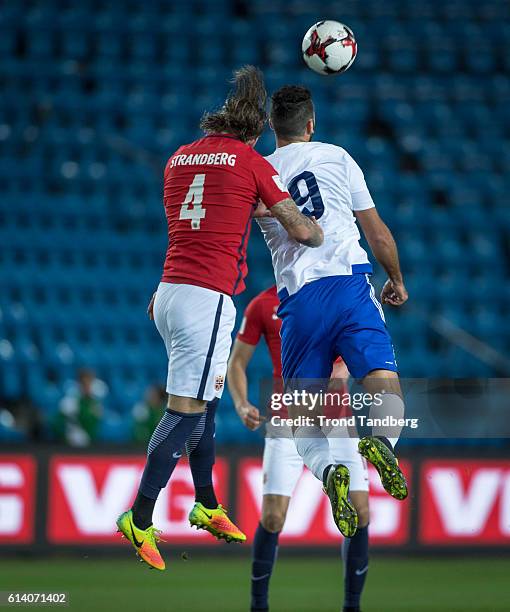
[{"xmin": 131, "ymin": 385, "xmax": 167, "ymax": 444}]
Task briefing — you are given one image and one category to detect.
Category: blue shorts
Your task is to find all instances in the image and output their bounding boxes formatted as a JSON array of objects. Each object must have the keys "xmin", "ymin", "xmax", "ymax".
[{"xmin": 278, "ymin": 274, "xmax": 397, "ymax": 381}]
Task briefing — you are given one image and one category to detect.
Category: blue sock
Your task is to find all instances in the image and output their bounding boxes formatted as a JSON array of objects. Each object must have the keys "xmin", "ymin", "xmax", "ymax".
[
  {"xmin": 187, "ymin": 398, "xmax": 218, "ymax": 508},
  {"xmin": 342, "ymin": 525, "xmax": 369, "ymax": 610},
  {"xmin": 251, "ymin": 522, "xmax": 279, "ymax": 611},
  {"xmin": 138, "ymin": 408, "xmax": 202, "ymax": 501}
]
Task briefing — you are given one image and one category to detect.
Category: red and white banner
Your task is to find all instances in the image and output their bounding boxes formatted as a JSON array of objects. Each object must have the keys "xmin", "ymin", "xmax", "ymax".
[
  {"xmin": 367, "ymin": 459, "xmax": 411, "ymax": 545},
  {"xmin": 237, "ymin": 458, "xmax": 411, "ymax": 545},
  {"xmin": 47, "ymin": 455, "xmax": 228, "ymax": 544},
  {"xmin": 419, "ymin": 459, "xmax": 510, "ymax": 545},
  {"xmin": 3, "ymin": 451, "xmax": 510, "ymax": 549},
  {"xmin": 0, "ymin": 455, "xmax": 36, "ymax": 544}
]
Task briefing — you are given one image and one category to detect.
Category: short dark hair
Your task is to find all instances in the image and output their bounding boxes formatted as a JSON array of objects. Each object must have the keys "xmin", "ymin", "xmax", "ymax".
[
  {"xmin": 270, "ymin": 86, "xmax": 314, "ymax": 139},
  {"xmin": 200, "ymin": 65, "xmax": 267, "ymax": 142}
]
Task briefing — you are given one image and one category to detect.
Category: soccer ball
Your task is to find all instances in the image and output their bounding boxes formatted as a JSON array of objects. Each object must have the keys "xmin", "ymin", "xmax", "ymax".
[{"xmin": 302, "ymin": 20, "xmax": 357, "ymax": 75}]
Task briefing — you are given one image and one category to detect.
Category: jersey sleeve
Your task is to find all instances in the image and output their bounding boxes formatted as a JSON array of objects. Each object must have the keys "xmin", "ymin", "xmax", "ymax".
[
  {"xmin": 237, "ymin": 297, "xmax": 263, "ymax": 346},
  {"xmin": 347, "ymin": 154, "xmax": 375, "ymax": 211},
  {"xmin": 250, "ymin": 153, "xmax": 291, "ymax": 209}
]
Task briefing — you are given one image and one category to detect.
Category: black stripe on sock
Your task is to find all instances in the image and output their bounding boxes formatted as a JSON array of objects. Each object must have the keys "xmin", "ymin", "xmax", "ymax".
[{"xmin": 197, "ymin": 294, "xmax": 224, "ymax": 400}]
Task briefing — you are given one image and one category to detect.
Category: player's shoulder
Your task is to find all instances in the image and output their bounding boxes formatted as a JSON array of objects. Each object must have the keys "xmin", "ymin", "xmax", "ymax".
[
  {"xmin": 266, "ymin": 141, "xmax": 351, "ymax": 162},
  {"xmin": 165, "ymin": 140, "xmax": 197, "ymax": 167},
  {"xmin": 219, "ymin": 137, "xmax": 273, "ymax": 170},
  {"xmin": 171, "ymin": 137, "xmax": 205, "ymax": 155},
  {"xmin": 310, "ymin": 141, "xmax": 345, "ymax": 153},
  {"xmin": 308, "ymin": 141, "xmax": 354, "ymax": 161},
  {"xmin": 264, "ymin": 148, "xmax": 278, "ymax": 164},
  {"xmin": 245, "ymin": 142, "xmax": 273, "ymax": 165},
  {"xmin": 258, "ymin": 285, "xmax": 278, "ymax": 303},
  {"xmin": 167, "ymin": 136, "xmax": 262, "ymax": 174},
  {"xmin": 312, "ymin": 143, "xmax": 363, "ymax": 177},
  {"xmin": 176, "ymin": 135, "xmax": 255, "ymax": 153}
]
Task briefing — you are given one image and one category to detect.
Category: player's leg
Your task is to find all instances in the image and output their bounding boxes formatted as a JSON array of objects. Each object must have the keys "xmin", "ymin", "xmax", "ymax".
[
  {"xmin": 187, "ymin": 398, "xmax": 219, "ymax": 510},
  {"xmin": 330, "ymin": 437, "xmax": 370, "ymax": 612},
  {"xmin": 132, "ymin": 394, "xmax": 205, "ymax": 528},
  {"xmin": 358, "ymin": 371, "xmax": 408, "ymax": 500},
  {"xmin": 334, "ymin": 274, "xmax": 408, "ymax": 500},
  {"xmin": 130, "ymin": 282, "xmax": 219, "ymax": 531},
  {"xmin": 117, "ymin": 283, "xmax": 236, "ymax": 568},
  {"xmin": 342, "ymin": 491, "xmax": 370, "ymax": 612},
  {"xmin": 251, "ymin": 437, "xmax": 298, "ymax": 612},
  {"xmin": 278, "ymin": 282, "xmax": 358, "ymax": 537},
  {"xmin": 186, "ymin": 398, "xmax": 246, "ymax": 543},
  {"xmin": 118, "ymin": 392, "xmax": 205, "ymax": 570},
  {"xmin": 278, "ymin": 285, "xmax": 336, "ymax": 483},
  {"xmin": 251, "ymin": 495, "xmax": 290, "ymax": 612},
  {"xmin": 361, "ymin": 369, "xmax": 404, "ymax": 449},
  {"xmin": 278, "ymin": 286, "xmax": 340, "ymax": 482}
]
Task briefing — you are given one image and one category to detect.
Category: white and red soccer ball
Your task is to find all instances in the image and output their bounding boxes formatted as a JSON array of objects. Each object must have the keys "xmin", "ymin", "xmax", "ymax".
[{"xmin": 302, "ymin": 20, "xmax": 357, "ymax": 75}]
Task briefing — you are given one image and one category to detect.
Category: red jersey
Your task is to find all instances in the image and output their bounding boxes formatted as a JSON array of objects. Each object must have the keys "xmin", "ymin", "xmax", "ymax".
[
  {"xmin": 161, "ymin": 135, "xmax": 290, "ymax": 296},
  {"xmin": 237, "ymin": 285, "xmax": 282, "ymax": 377},
  {"xmin": 237, "ymin": 285, "xmax": 350, "ymax": 418}
]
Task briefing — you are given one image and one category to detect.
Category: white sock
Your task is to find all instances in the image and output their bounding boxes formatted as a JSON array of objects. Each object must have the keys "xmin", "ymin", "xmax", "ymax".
[
  {"xmin": 293, "ymin": 425, "xmax": 335, "ymax": 482},
  {"xmin": 369, "ymin": 392, "xmax": 405, "ymax": 449}
]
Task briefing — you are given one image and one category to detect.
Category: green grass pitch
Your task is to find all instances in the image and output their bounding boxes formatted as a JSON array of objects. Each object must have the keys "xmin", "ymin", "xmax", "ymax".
[{"xmin": 0, "ymin": 556, "xmax": 508, "ymax": 611}]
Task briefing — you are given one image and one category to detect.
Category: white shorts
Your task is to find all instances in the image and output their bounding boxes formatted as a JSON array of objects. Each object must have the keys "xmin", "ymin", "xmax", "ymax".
[
  {"xmin": 153, "ymin": 282, "xmax": 236, "ymax": 402},
  {"xmin": 262, "ymin": 433, "xmax": 369, "ymax": 497}
]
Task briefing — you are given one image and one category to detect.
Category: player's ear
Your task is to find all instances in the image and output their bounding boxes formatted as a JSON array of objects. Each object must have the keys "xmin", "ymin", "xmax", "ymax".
[{"xmin": 306, "ymin": 117, "xmax": 315, "ymax": 139}]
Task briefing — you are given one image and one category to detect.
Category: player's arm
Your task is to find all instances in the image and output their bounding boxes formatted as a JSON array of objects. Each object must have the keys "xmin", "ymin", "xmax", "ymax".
[
  {"xmin": 331, "ymin": 358, "xmax": 350, "ymax": 381},
  {"xmin": 347, "ymin": 153, "xmax": 407, "ymax": 306},
  {"xmin": 355, "ymin": 207, "xmax": 408, "ymax": 306},
  {"xmin": 270, "ymin": 198, "xmax": 324, "ymax": 247},
  {"xmin": 328, "ymin": 358, "xmax": 350, "ymax": 392},
  {"xmin": 147, "ymin": 291, "xmax": 156, "ymax": 320},
  {"xmin": 227, "ymin": 339, "xmax": 262, "ymax": 430},
  {"xmin": 251, "ymin": 153, "xmax": 323, "ymax": 247}
]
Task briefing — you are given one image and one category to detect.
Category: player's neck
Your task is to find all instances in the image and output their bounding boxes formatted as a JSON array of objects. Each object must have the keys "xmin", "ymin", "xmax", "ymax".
[{"xmin": 275, "ymin": 136, "xmax": 309, "ymax": 148}]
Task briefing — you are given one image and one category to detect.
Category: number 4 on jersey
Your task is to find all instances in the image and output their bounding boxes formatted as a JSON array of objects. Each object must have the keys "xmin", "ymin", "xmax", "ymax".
[{"xmin": 180, "ymin": 173, "xmax": 206, "ymax": 230}]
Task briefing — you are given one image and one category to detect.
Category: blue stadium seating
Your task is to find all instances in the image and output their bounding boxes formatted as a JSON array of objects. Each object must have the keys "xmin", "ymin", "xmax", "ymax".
[{"xmin": 0, "ymin": 0, "xmax": 509, "ymax": 442}]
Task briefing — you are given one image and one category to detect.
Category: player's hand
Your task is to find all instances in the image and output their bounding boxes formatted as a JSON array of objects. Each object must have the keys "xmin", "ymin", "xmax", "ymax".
[
  {"xmin": 237, "ymin": 404, "xmax": 263, "ymax": 430},
  {"xmin": 381, "ymin": 279, "xmax": 408, "ymax": 306},
  {"xmin": 147, "ymin": 292, "xmax": 156, "ymax": 320},
  {"xmin": 252, "ymin": 199, "xmax": 272, "ymax": 218},
  {"xmin": 309, "ymin": 216, "xmax": 324, "ymax": 242}
]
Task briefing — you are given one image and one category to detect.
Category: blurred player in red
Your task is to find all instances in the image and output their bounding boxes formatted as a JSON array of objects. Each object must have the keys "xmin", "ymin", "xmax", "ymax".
[
  {"xmin": 116, "ymin": 66, "xmax": 323, "ymax": 570},
  {"xmin": 228, "ymin": 286, "xmax": 370, "ymax": 612}
]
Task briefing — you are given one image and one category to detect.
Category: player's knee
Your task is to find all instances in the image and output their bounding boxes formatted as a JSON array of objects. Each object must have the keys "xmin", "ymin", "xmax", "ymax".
[
  {"xmin": 350, "ymin": 491, "xmax": 370, "ymax": 527},
  {"xmin": 261, "ymin": 510, "xmax": 286, "ymax": 533},
  {"xmin": 168, "ymin": 394, "xmax": 207, "ymax": 414},
  {"xmin": 353, "ymin": 500, "xmax": 370, "ymax": 528},
  {"xmin": 362, "ymin": 370, "xmax": 401, "ymax": 396}
]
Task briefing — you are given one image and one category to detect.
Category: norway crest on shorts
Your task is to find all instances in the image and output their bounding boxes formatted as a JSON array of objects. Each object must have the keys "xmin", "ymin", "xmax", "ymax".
[{"xmin": 215, "ymin": 375, "xmax": 224, "ymax": 391}]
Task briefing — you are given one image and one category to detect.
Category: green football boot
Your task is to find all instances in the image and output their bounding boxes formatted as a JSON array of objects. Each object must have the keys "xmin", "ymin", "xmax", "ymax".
[
  {"xmin": 358, "ymin": 436, "xmax": 408, "ymax": 500},
  {"xmin": 324, "ymin": 464, "xmax": 358, "ymax": 538}
]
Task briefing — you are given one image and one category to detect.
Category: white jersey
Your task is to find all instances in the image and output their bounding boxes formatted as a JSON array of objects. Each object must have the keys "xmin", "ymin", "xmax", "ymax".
[{"xmin": 259, "ymin": 141, "xmax": 375, "ymax": 298}]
